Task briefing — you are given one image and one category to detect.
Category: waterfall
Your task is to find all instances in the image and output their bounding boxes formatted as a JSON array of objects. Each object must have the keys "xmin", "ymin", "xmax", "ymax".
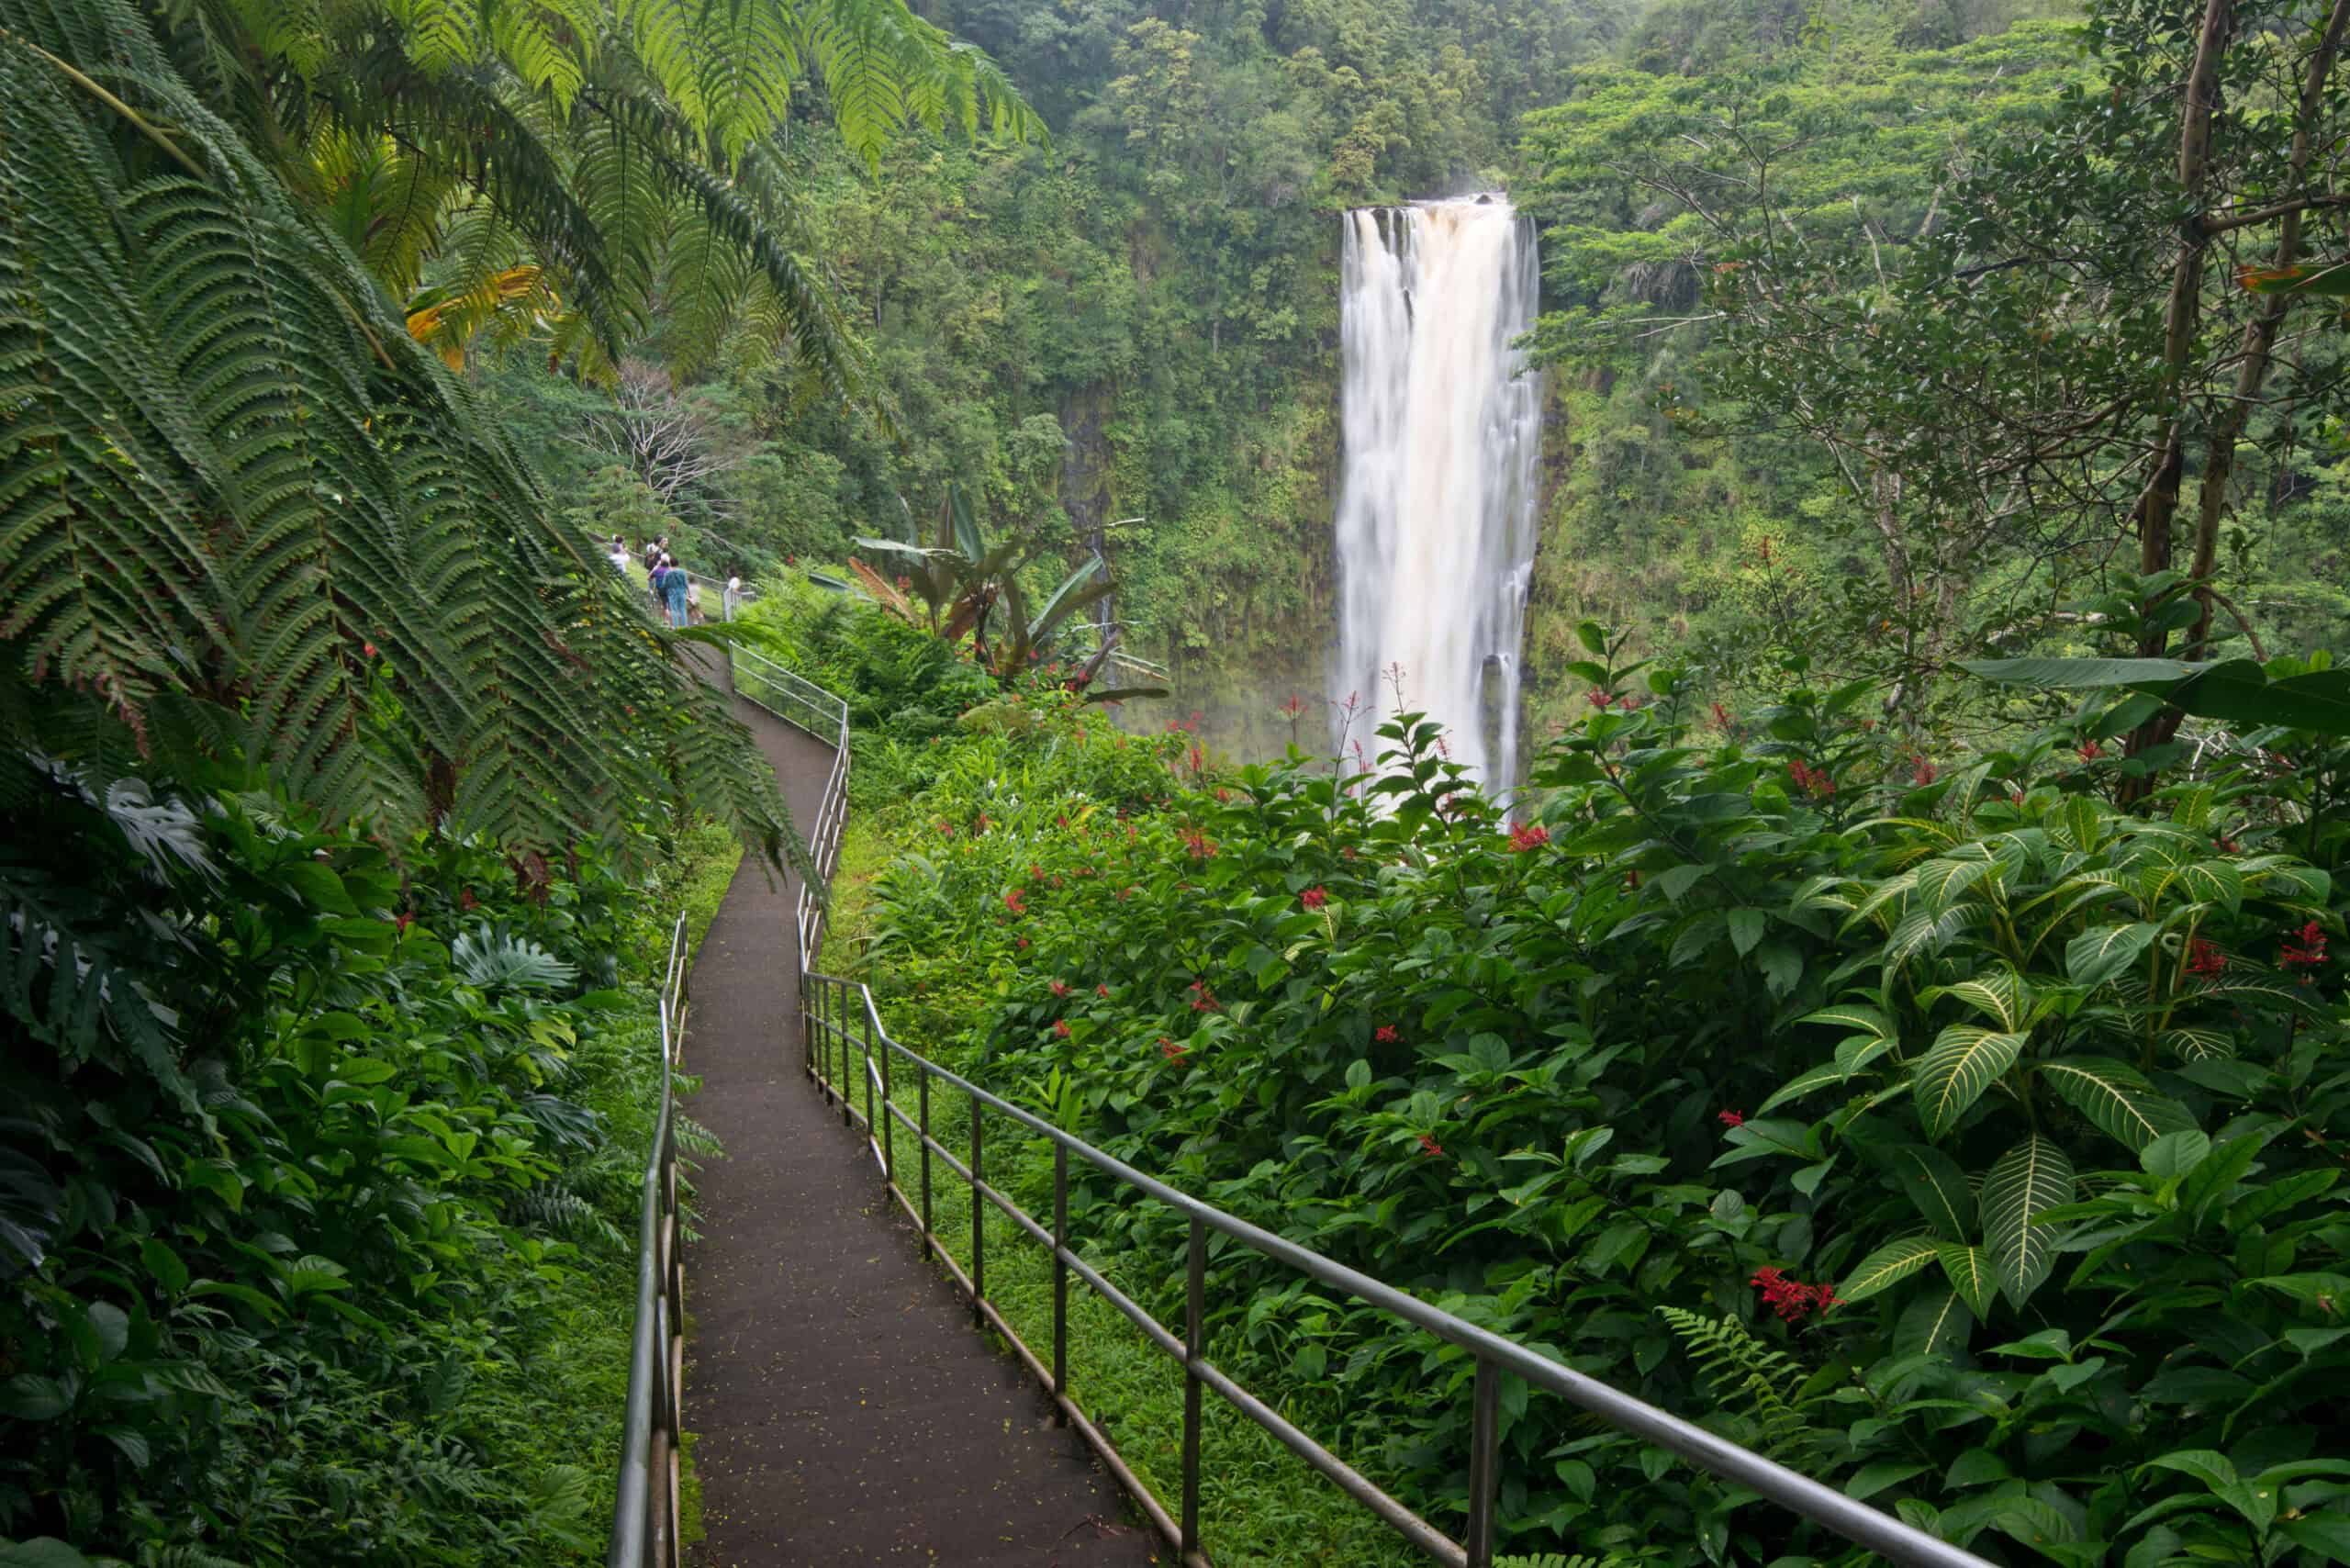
[{"xmin": 1333, "ymin": 197, "xmax": 1542, "ymax": 792}]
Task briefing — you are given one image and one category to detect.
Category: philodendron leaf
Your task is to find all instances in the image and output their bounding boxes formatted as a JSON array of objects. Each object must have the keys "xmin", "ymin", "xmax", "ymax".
[
  {"xmin": 1913, "ymin": 1025, "xmax": 2026, "ymax": 1139},
  {"xmin": 1839, "ymin": 1235, "xmax": 1942, "ymax": 1302},
  {"xmin": 1982, "ymin": 1136, "xmax": 2076, "ymax": 1308},
  {"xmin": 2065, "ymin": 923, "xmax": 2160, "ymax": 989},
  {"xmin": 1937, "ymin": 1243, "xmax": 1998, "ymax": 1318},
  {"xmin": 2041, "ymin": 1057, "xmax": 2197, "ymax": 1153},
  {"xmin": 1887, "ymin": 1143, "xmax": 1975, "ymax": 1239}
]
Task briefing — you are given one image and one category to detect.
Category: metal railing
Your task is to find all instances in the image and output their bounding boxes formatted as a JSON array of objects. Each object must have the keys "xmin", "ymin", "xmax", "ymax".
[
  {"xmin": 731, "ymin": 643, "xmax": 850, "ymax": 962},
  {"xmin": 770, "ymin": 655, "xmax": 1990, "ymax": 1568},
  {"xmin": 608, "ymin": 917, "xmax": 693, "ymax": 1568}
]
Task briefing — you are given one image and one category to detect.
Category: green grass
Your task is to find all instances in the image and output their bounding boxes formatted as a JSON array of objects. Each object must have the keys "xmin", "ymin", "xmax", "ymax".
[{"xmin": 820, "ymin": 813, "xmax": 1423, "ymax": 1568}]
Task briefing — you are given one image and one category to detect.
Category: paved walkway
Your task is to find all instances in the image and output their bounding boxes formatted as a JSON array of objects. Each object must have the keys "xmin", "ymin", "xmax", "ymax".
[{"xmin": 681, "ymin": 657, "xmax": 1158, "ymax": 1566}]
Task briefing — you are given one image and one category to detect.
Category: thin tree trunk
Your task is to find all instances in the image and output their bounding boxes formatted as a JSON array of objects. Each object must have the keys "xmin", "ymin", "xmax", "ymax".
[{"xmin": 2181, "ymin": 0, "xmax": 2350, "ymax": 657}]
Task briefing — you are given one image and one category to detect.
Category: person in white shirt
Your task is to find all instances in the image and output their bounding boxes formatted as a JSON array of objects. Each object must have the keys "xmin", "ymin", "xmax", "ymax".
[{"xmin": 722, "ymin": 576, "xmax": 742, "ymax": 622}]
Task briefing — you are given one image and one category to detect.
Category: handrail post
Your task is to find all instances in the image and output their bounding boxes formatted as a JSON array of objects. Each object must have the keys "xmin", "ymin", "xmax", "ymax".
[
  {"xmin": 969, "ymin": 1097, "xmax": 985, "ymax": 1328},
  {"xmin": 1465, "ymin": 1358, "xmax": 1500, "ymax": 1568},
  {"xmin": 1181, "ymin": 1214, "xmax": 1204, "ymax": 1559},
  {"xmin": 918, "ymin": 1070, "xmax": 933, "ymax": 1239},
  {"xmin": 878, "ymin": 1017, "xmax": 895, "ymax": 1188},
  {"xmin": 1051, "ymin": 1141, "xmax": 1069, "ymax": 1423}
]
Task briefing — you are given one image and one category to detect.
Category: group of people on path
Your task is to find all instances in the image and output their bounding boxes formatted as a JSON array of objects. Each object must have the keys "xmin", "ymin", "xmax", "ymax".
[{"xmin": 608, "ymin": 534, "xmax": 743, "ymax": 628}]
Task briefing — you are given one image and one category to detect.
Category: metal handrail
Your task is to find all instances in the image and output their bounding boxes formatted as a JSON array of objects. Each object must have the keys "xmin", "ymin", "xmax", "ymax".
[
  {"xmin": 731, "ymin": 643, "xmax": 850, "ymax": 962},
  {"xmin": 609, "ymin": 917, "xmax": 693, "ymax": 1568},
  {"xmin": 775, "ymin": 665, "xmax": 1989, "ymax": 1568}
]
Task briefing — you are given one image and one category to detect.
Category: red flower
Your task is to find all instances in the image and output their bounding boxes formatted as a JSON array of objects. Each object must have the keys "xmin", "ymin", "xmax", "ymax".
[
  {"xmin": 1302, "ymin": 886, "xmax": 1329, "ymax": 910},
  {"xmin": 1097, "ymin": 983, "xmax": 1110, "ymax": 998},
  {"xmin": 1188, "ymin": 980, "xmax": 1222, "ymax": 1014},
  {"xmin": 1003, "ymin": 888, "xmax": 1028, "ymax": 916},
  {"xmin": 1508, "ymin": 823, "xmax": 1550, "ymax": 853},
  {"xmin": 1751, "ymin": 1266, "xmax": 1840, "ymax": 1323},
  {"xmin": 1053, "ymin": 1020, "xmax": 1071, "ymax": 1039},
  {"xmin": 393, "ymin": 911, "xmax": 414, "ymax": 935},
  {"xmin": 1787, "ymin": 759, "xmax": 1835, "ymax": 799},
  {"xmin": 2217, "ymin": 834, "xmax": 2243, "ymax": 854},
  {"xmin": 362, "ymin": 642, "xmax": 378, "ymax": 658},
  {"xmin": 1050, "ymin": 980, "xmax": 1070, "ymax": 998},
  {"xmin": 1017, "ymin": 937, "xmax": 1030, "ymax": 950},
  {"xmin": 2077, "ymin": 740, "xmax": 2105, "ymax": 761},
  {"xmin": 1375, "ymin": 1025, "xmax": 1401, "ymax": 1044},
  {"xmin": 1417, "ymin": 1134, "xmax": 1444, "ymax": 1159},
  {"xmin": 1718, "ymin": 1109, "xmax": 1744, "ymax": 1128},
  {"xmin": 974, "ymin": 813, "xmax": 990, "ymax": 832},
  {"xmin": 1710, "ymin": 701, "xmax": 1733, "ymax": 731},
  {"xmin": 2281, "ymin": 920, "xmax": 2329, "ymax": 980},
  {"xmin": 2187, "ymin": 938, "xmax": 2227, "ymax": 979},
  {"xmin": 1911, "ymin": 756, "xmax": 1937, "ymax": 787},
  {"xmin": 1587, "ymin": 689, "xmax": 1615, "ymax": 710},
  {"xmin": 1159, "ymin": 1037, "xmax": 1188, "ymax": 1063},
  {"xmin": 459, "ymin": 889, "xmax": 478, "ymax": 912}
]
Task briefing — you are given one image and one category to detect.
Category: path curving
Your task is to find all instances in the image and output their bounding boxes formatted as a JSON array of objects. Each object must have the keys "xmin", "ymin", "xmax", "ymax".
[{"xmin": 680, "ymin": 656, "xmax": 1158, "ymax": 1567}]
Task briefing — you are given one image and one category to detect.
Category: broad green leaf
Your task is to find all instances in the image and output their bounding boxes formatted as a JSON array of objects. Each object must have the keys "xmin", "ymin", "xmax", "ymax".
[
  {"xmin": 140, "ymin": 1238, "xmax": 189, "ymax": 1296},
  {"xmin": 1937, "ymin": 1243, "xmax": 1997, "ymax": 1318},
  {"xmin": 2173, "ymin": 858, "xmax": 2244, "ymax": 912},
  {"xmin": 2065, "ymin": 923, "xmax": 2159, "ymax": 988},
  {"xmin": 2046, "ymin": 796, "xmax": 2109, "ymax": 853},
  {"xmin": 1887, "ymin": 1143, "xmax": 1975, "ymax": 1239},
  {"xmin": 1894, "ymin": 1287, "xmax": 1974, "ymax": 1359},
  {"xmin": 1839, "ymin": 1236, "xmax": 1941, "ymax": 1302},
  {"xmin": 2040, "ymin": 1057, "xmax": 2196, "ymax": 1153},
  {"xmin": 279, "ymin": 859, "xmax": 359, "ymax": 914},
  {"xmin": 1912, "ymin": 1025, "xmax": 2025, "ymax": 1139},
  {"xmin": 1757, "ymin": 1060, "xmax": 1859, "ymax": 1115},
  {"xmin": 1912, "ymin": 855, "xmax": 1996, "ymax": 911},
  {"xmin": 1799, "ymin": 1002, "xmax": 1892, "ymax": 1038},
  {"xmin": 1727, "ymin": 907, "xmax": 1767, "ymax": 957},
  {"xmin": 1886, "ymin": 902, "xmax": 1996, "ymax": 969},
  {"xmin": 1982, "ymin": 1136, "xmax": 2076, "ymax": 1307},
  {"xmin": 1930, "ymin": 967, "xmax": 2028, "ymax": 1030},
  {"xmin": 2141, "ymin": 1129, "xmax": 2210, "ymax": 1179}
]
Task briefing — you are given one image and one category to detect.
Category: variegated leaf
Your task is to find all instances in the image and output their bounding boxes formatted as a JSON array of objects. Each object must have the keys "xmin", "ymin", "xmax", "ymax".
[
  {"xmin": 1834, "ymin": 1035, "xmax": 1897, "ymax": 1075},
  {"xmin": 1931, "ymin": 966, "xmax": 2028, "ymax": 1030},
  {"xmin": 2161, "ymin": 1026, "xmax": 2235, "ymax": 1062},
  {"xmin": 1886, "ymin": 902, "xmax": 1997, "ymax": 969},
  {"xmin": 2040, "ymin": 1057, "xmax": 2196, "ymax": 1153},
  {"xmin": 1912, "ymin": 1025, "xmax": 2025, "ymax": 1139},
  {"xmin": 2065, "ymin": 923, "xmax": 2159, "ymax": 989},
  {"xmin": 1912, "ymin": 854, "xmax": 1996, "ymax": 912},
  {"xmin": 1982, "ymin": 1136, "xmax": 2075, "ymax": 1307},
  {"xmin": 2047, "ymin": 795, "xmax": 2110, "ymax": 854},
  {"xmin": 1756, "ymin": 1060, "xmax": 1856, "ymax": 1115},
  {"xmin": 1887, "ymin": 1143, "xmax": 1975, "ymax": 1240},
  {"xmin": 1840, "ymin": 1236, "xmax": 1942, "ymax": 1302},
  {"xmin": 1894, "ymin": 1287, "xmax": 1975, "ymax": 1359},
  {"xmin": 1798, "ymin": 1002, "xmax": 1893, "ymax": 1039},
  {"xmin": 1937, "ymin": 1242, "xmax": 1998, "ymax": 1318},
  {"xmin": 2172, "ymin": 858, "xmax": 2244, "ymax": 913}
]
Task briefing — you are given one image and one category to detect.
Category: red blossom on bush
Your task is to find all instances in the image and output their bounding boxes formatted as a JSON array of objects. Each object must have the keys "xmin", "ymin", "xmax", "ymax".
[
  {"xmin": 1097, "ymin": 983, "xmax": 1110, "ymax": 998},
  {"xmin": 1003, "ymin": 888, "xmax": 1028, "ymax": 916},
  {"xmin": 1507, "ymin": 823, "xmax": 1550, "ymax": 853},
  {"xmin": 1159, "ymin": 1036, "xmax": 1187, "ymax": 1062},
  {"xmin": 1911, "ymin": 756, "xmax": 1937, "ymax": 787},
  {"xmin": 1050, "ymin": 980, "xmax": 1070, "ymax": 998},
  {"xmin": 393, "ymin": 911, "xmax": 414, "ymax": 935},
  {"xmin": 1188, "ymin": 980, "xmax": 1221, "ymax": 1014},
  {"xmin": 1017, "ymin": 937, "xmax": 1030, "ymax": 950},
  {"xmin": 1375, "ymin": 1025, "xmax": 1401, "ymax": 1044},
  {"xmin": 2077, "ymin": 740, "xmax": 2105, "ymax": 761},
  {"xmin": 2187, "ymin": 938, "xmax": 2228, "ymax": 979},
  {"xmin": 1416, "ymin": 1134, "xmax": 1444, "ymax": 1158},
  {"xmin": 1718, "ymin": 1109, "xmax": 1744, "ymax": 1128},
  {"xmin": 1751, "ymin": 1266, "xmax": 1840, "ymax": 1323},
  {"xmin": 1053, "ymin": 1020, "xmax": 1071, "ymax": 1039},
  {"xmin": 1302, "ymin": 886, "xmax": 1329, "ymax": 910},
  {"xmin": 459, "ymin": 889, "xmax": 479, "ymax": 912},
  {"xmin": 1787, "ymin": 758, "xmax": 1835, "ymax": 799},
  {"xmin": 2218, "ymin": 834, "xmax": 2243, "ymax": 854},
  {"xmin": 2281, "ymin": 920, "xmax": 2329, "ymax": 980},
  {"xmin": 1181, "ymin": 827, "xmax": 1217, "ymax": 859},
  {"xmin": 1710, "ymin": 701, "xmax": 1732, "ymax": 731},
  {"xmin": 363, "ymin": 642, "xmax": 378, "ymax": 658},
  {"xmin": 973, "ymin": 812, "xmax": 990, "ymax": 832},
  {"xmin": 1586, "ymin": 689, "xmax": 1615, "ymax": 710}
]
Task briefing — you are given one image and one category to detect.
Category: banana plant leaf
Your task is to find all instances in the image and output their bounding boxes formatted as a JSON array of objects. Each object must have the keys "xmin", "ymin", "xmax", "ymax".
[{"xmin": 1959, "ymin": 655, "xmax": 2350, "ymax": 735}]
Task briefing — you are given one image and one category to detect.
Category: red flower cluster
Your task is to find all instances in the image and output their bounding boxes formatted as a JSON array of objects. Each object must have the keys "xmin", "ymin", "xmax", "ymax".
[
  {"xmin": 1911, "ymin": 756, "xmax": 1938, "ymax": 787},
  {"xmin": 1159, "ymin": 1037, "xmax": 1188, "ymax": 1062},
  {"xmin": 2282, "ymin": 920, "xmax": 2329, "ymax": 981},
  {"xmin": 1181, "ymin": 827, "xmax": 1218, "ymax": 859},
  {"xmin": 973, "ymin": 813, "xmax": 991, "ymax": 832},
  {"xmin": 2077, "ymin": 740, "xmax": 2105, "ymax": 762},
  {"xmin": 1003, "ymin": 888, "xmax": 1028, "ymax": 916},
  {"xmin": 1507, "ymin": 823, "xmax": 1551, "ymax": 853},
  {"xmin": 2187, "ymin": 938, "xmax": 2227, "ymax": 979},
  {"xmin": 1097, "ymin": 983, "xmax": 1111, "ymax": 998},
  {"xmin": 1710, "ymin": 701, "xmax": 1733, "ymax": 731},
  {"xmin": 936, "ymin": 820, "xmax": 957, "ymax": 838},
  {"xmin": 1050, "ymin": 980, "xmax": 1071, "ymax": 998},
  {"xmin": 393, "ymin": 911, "xmax": 415, "ymax": 935},
  {"xmin": 363, "ymin": 642, "xmax": 378, "ymax": 658},
  {"xmin": 1787, "ymin": 759, "xmax": 1835, "ymax": 800},
  {"xmin": 1417, "ymin": 1134, "xmax": 1444, "ymax": 1159},
  {"xmin": 1302, "ymin": 886, "xmax": 1329, "ymax": 910},
  {"xmin": 1751, "ymin": 1266, "xmax": 1840, "ymax": 1323},
  {"xmin": 1375, "ymin": 1025, "xmax": 1401, "ymax": 1044},
  {"xmin": 1587, "ymin": 689, "xmax": 1616, "ymax": 710},
  {"xmin": 1188, "ymin": 980, "xmax": 1222, "ymax": 1014},
  {"xmin": 1053, "ymin": 1020, "xmax": 1071, "ymax": 1039},
  {"xmin": 1718, "ymin": 1109, "xmax": 1744, "ymax": 1128},
  {"xmin": 459, "ymin": 889, "xmax": 479, "ymax": 912}
]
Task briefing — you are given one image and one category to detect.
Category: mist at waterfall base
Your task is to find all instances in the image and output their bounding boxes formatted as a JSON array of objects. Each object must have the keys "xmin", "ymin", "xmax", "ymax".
[{"xmin": 1331, "ymin": 196, "xmax": 1542, "ymax": 793}]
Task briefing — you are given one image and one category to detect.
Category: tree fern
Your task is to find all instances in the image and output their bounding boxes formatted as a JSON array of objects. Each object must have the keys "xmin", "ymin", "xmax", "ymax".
[
  {"xmin": 0, "ymin": 2, "xmax": 792, "ymax": 864},
  {"xmin": 1653, "ymin": 1305, "xmax": 1828, "ymax": 1467}
]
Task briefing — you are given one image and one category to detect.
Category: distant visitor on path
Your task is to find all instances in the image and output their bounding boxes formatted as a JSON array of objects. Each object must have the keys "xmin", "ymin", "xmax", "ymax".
[{"xmin": 664, "ymin": 557, "xmax": 690, "ymax": 628}]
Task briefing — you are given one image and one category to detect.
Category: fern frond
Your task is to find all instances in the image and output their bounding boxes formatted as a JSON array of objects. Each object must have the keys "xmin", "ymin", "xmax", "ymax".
[{"xmin": 1654, "ymin": 1305, "xmax": 1825, "ymax": 1466}]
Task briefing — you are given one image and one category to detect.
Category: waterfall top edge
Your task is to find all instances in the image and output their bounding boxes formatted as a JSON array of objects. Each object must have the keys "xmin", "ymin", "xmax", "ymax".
[{"xmin": 1347, "ymin": 193, "xmax": 1516, "ymax": 216}]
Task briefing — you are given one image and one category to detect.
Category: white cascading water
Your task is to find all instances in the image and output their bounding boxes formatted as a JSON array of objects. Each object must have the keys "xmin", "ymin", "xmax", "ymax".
[{"xmin": 1333, "ymin": 197, "xmax": 1542, "ymax": 792}]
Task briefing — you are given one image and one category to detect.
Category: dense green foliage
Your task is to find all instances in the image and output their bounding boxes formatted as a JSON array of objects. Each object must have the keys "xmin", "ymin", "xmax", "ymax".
[
  {"xmin": 803, "ymin": 585, "xmax": 2350, "ymax": 1564},
  {"xmin": 0, "ymin": 745, "xmax": 738, "ymax": 1563}
]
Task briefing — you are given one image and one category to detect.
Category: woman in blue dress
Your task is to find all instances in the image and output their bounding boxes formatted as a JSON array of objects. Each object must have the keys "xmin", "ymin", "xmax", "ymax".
[{"xmin": 662, "ymin": 555, "xmax": 690, "ymax": 627}]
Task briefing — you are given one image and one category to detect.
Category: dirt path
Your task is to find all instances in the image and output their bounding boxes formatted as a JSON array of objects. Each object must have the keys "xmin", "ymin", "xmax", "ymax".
[{"xmin": 680, "ymin": 660, "xmax": 1159, "ymax": 1567}]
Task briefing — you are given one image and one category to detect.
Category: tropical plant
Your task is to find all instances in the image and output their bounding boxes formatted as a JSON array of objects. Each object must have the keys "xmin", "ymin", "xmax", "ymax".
[
  {"xmin": 0, "ymin": 0, "xmax": 789, "ymax": 861},
  {"xmin": 160, "ymin": 0, "xmax": 1045, "ymax": 380}
]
